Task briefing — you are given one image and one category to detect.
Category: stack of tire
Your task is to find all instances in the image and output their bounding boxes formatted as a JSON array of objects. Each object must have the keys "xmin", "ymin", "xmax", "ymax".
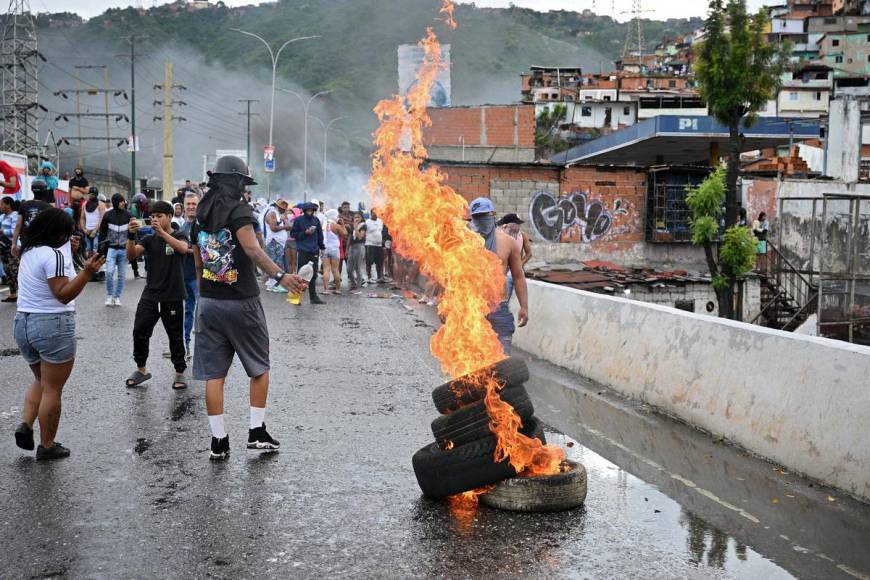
[{"xmin": 411, "ymin": 358, "xmax": 546, "ymax": 497}]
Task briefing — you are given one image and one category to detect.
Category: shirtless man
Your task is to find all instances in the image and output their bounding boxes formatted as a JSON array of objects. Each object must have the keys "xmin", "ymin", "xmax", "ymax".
[{"xmin": 469, "ymin": 197, "xmax": 529, "ymax": 355}]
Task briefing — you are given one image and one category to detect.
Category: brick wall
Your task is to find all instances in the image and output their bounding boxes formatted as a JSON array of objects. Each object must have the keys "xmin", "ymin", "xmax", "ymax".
[
  {"xmin": 433, "ymin": 160, "xmax": 707, "ymax": 267},
  {"xmin": 743, "ymin": 178, "xmax": 779, "ymax": 224},
  {"xmin": 424, "ymin": 105, "xmax": 535, "ymax": 149},
  {"xmin": 434, "ymin": 162, "xmax": 647, "ymax": 248}
]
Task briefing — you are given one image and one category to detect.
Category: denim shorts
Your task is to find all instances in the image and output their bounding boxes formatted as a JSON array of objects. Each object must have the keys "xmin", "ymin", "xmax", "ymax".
[
  {"xmin": 324, "ymin": 248, "xmax": 340, "ymax": 260},
  {"xmin": 13, "ymin": 311, "xmax": 76, "ymax": 365}
]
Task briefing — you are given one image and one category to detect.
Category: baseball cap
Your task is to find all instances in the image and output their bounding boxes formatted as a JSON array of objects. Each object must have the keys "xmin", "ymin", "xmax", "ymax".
[
  {"xmin": 498, "ymin": 213, "xmax": 524, "ymax": 225},
  {"xmin": 469, "ymin": 197, "xmax": 495, "ymax": 216}
]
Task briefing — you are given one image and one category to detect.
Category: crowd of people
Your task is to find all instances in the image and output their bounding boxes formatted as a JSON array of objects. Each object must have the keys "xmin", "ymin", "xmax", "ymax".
[{"xmin": 0, "ymin": 155, "xmax": 532, "ymax": 463}]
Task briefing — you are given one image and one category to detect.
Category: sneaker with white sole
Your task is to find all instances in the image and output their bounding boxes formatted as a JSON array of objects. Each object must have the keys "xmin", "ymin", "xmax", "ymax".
[
  {"xmin": 209, "ymin": 435, "xmax": 230, "ymax": 460},
  {"xmin": 113, "ymin": 297, "xmax": 122, "ymax": 307},
  {"xmin": 105, "ymin": 297, "xmax": 113, "ymax": 306},
  {"xmin": 247, "ymin": 423, "xmax": 280, "ymax": 450}
]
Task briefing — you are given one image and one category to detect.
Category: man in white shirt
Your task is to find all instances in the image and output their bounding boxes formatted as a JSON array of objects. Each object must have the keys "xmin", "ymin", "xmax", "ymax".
[
  {"xmin": 263, "ymin": 199, "xmax": 290, "ymax": 292},
  {"xmin": 364, "ymin": 208, "xmax": 385, "ymax": 284}
]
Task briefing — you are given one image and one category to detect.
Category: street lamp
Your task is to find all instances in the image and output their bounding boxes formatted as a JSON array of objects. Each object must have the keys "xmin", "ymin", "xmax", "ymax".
[
  {"xmin": 280, "ymin": 88, "xmax": 333, "ymax": 200},
  {"xmin": 310, "ymin": 115, "xmax": 346, "ymax": 185},
  {"xmin": 231, "ymin": 29, "xmax": 319, "ymax": 198}
]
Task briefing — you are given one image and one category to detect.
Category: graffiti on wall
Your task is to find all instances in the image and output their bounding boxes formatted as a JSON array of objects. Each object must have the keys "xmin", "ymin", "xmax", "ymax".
[{"xmin": 528, "ymin": 191, "xmax": 629, "ymax": 243}]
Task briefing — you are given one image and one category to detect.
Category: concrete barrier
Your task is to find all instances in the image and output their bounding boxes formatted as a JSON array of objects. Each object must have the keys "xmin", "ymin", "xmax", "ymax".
[{"xmin": 513, "ymin": 280, "xmax": 870, "ymax": 501}]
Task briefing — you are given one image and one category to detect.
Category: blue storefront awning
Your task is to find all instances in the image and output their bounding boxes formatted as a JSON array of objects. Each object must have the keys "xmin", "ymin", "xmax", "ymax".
[{"xmin": 551, "ymin": 115, "xmax": 821, "ymax": 166}]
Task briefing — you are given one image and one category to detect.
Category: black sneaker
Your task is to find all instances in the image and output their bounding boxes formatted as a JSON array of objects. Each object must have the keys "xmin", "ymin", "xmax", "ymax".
[
  {"xmin": 248, "ymin": 423, "xmax": 280, "ymax": 450},
  {"xmin": 36, "ymin": 442, "xmax": 71, "ymax": 461},
  {"xmin": 14, "ymin": 422, "xmax": 34, "ymax": 450},
  {"xmin": 209, "ymin": 435, "xmax": 230, "ymax": 461},
  {"xmin": 310, "ymin": 295, "xmax": 325, "ymax": 305}
]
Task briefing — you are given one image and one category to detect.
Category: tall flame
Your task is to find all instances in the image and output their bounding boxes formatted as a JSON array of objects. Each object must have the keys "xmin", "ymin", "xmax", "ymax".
[{"xmin": 368, "ymin": 1, "xmax": 563, "ymax": 477}]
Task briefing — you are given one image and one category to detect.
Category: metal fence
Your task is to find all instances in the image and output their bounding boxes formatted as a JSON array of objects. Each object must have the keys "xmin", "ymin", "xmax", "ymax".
[{"xmin": 779, "ymin": 194, "xmax": 870, "ymax": 344}]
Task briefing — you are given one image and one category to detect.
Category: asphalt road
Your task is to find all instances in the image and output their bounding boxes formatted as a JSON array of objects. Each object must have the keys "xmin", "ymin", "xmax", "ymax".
[{"xmin": 0, "ymin": 278, "xmax": 867, "ymax": 579}]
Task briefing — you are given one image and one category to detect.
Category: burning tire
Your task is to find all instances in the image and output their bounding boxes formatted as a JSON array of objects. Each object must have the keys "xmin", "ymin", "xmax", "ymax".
[
  {"xmin": 479, "ymin": 460, "xmax": 587, "ymax": 513},
  {"xmin": 430, "ymin": 385, "xmax": 534, "ymax": 448},
  {"xmin": 432, "ymin": 357, "xmax": 529, "ymax": 414},
  {"xmin": 412, "ymin": 418, "xmax": 546, "ymax": 498}
]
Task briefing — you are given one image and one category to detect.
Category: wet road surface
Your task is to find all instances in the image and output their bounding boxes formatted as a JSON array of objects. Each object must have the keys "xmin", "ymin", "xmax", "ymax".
[{"xmin": 0, "ymin": 280, "xmax": 868, "ymax": 578}]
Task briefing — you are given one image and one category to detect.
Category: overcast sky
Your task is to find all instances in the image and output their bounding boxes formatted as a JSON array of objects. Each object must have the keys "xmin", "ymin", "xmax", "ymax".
[{"xmin": 32, "ymin": 0, "xmax": 772, "ymax": 23}]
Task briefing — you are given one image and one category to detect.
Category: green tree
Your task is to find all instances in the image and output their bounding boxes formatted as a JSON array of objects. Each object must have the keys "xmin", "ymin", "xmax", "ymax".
[
  {"xmin": 686, "ymin": 166, "xmax": 756, "ymax": 319},
  {"xmin": 695, "ymin": 0, "xmax": 789, "ymax": 227},
  {"xmin": 535, "ymin": 104, "xmax": 570, "ymax": 158}
]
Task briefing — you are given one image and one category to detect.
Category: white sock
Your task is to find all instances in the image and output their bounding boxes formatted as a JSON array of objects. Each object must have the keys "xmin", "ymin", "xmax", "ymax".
[
  {"xmin": 208, "ymin": 414, "xmax": 227, "ymax": 439},
  {"xmin": 250, "ymin": 407, "xmax": 265, "ymax": 430}
]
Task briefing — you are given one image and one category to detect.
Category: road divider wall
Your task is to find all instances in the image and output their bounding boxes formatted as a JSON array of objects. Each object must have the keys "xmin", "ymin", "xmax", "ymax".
[{"xmin": 513, "ymin": 280, "xmax": 870, "ymax": 502}]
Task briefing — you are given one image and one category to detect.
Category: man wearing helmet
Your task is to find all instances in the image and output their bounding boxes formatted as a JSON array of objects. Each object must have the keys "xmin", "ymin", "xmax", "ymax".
[{"xmin": 190, "ymin": 156, "xmax": 307, "ymax": 460}]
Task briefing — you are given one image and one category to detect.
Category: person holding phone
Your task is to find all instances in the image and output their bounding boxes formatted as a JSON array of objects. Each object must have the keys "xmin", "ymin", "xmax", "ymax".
[
  {"xmin": 289, "ymin": 201, "xmax": 325, "ymax": 304},
  {"xmin": 98, "ymin": 193, "xmax": 133, "ymax": 307},
  {"xmin": 13, "ymin": 208, "xmax": 105, "ymax": 460},
  {"xmin": 125, "ymin": 201, "xmax": 190, "ymax": 390}
]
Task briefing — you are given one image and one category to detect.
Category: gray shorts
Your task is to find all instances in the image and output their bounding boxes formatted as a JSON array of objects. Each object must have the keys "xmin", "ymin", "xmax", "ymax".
[{"xmin": 193, "ymin": 296, "xmax": 270, "ymax": 380}]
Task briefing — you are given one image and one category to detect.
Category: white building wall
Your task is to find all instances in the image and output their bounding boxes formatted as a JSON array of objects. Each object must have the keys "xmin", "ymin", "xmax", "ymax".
[
  {"xmin": 777, "ymin": 89, "xmax": 830, "ymax": 117},
  {"xmin": 637, "ymin": 106, "xmax": 708, "ymax": 119},
  {"xmin": 578, "ymin": 89, "xmax": 618, "ymax": 102}
]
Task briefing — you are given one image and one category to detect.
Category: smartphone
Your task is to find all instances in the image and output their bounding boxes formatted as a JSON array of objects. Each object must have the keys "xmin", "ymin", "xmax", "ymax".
[
  {"xmin": 98, "ymin": 239, "xmax": 110, "ymax": 257},
  {"xmin": 143, "ymin": 218, "xmax": 152, "ymax": 226}
]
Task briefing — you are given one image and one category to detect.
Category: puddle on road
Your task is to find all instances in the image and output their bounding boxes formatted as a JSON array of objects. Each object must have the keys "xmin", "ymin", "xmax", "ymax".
[
  {"xmin": 523, "ymin": 358, "xmax": 870, "ymax": 580},
  {"xmin": 549, "ymin": 430, "xmax": 793, "ymax": 579}
]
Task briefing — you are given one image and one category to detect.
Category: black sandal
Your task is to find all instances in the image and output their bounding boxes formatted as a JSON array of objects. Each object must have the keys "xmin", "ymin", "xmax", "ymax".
[
  {"xmin": 126, "ymin": 371, "xmax": 152, "ymax": 387},
  {"xmin": 172, "ymin": 375, "xmax": 187, "ymax": 390}
]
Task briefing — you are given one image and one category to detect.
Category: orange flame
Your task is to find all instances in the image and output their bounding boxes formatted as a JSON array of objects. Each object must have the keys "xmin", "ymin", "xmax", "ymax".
[
  {"xmin": 368, "ymin": 5, "xmax": 563, "ymax": 478},
  {"xmin": 439, "ymin": 0, "xmax": 457, "ymax": 29}
]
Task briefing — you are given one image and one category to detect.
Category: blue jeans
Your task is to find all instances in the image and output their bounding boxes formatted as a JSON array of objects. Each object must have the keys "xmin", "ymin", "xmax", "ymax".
[
  {"xmin": 265, "ymin": 239, "xmax": 286, "ymax": 271},
  {"xmin": 105, "ymin": 247, "xmax": 126, "ymax": 298},
  {"xmin": 84, "ymin": 233, "xmax": 99, "ymax": 254},
  {"xmin": 486, "ymin": 301, "xmax": 516, "ymax": 356},
  {"xmin": 184, "ymin": 277, "xmax": 198, "ymax": 346}
]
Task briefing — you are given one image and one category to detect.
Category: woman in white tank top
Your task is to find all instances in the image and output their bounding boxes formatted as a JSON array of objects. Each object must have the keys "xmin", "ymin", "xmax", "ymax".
[
  {"xmin": 81, "ymin": 192, "xmax": 105, "ymax": 254},
  {"xmin": 321, "ymin": 209, "xmax": 344, "ymax": 295}
]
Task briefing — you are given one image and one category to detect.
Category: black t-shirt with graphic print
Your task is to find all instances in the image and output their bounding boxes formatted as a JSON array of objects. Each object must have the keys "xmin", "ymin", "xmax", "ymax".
[
  {"xmin": 139, "ymin": 231, "xmax": 188, "ymax": 302},
  {"xmin": 191, "ymin": 202, "xmax": 259, "ymax": 300}
]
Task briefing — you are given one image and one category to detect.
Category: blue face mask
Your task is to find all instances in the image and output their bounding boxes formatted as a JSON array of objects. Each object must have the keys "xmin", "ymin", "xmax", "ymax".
[{"xmin": 471, "ymin": 214, "xmax": 497, "ymax": 252}]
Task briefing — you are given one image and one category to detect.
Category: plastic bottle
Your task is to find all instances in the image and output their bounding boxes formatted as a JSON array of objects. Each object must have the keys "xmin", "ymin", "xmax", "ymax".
[{"xmin": 287, "ymin": 262, "xmax": 314, "ymax": 305}]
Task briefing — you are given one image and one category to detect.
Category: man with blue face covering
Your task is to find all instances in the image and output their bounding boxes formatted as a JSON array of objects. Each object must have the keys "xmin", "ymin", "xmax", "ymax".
[{"xmin": 469, "ymin": 197, "xmax": 529, "ymax": 355}]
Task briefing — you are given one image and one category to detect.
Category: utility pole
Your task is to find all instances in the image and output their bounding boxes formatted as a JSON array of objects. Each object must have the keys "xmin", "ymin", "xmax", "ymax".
[
  {"xmin": 75, "ymin": 75, "xmax": 83, "ymax": 165},
  {"xmin": 54, "ymin": 70, "xmax": 129, "ymax": 180},
  {"xmin": 162, "ymin": 61, "xmax": 173, "ymax": 199},
  {"xmin": 73, "ymin": 65, "xmax": 112, "ymax": 174},
  {"xmin": 280, "ymin": 88, "xmax": 333, "ymax": 199},
  {"xmin": 238, "ymin": 98, "xmax": 259, "ymax": 168},
  {"xmin": 116, "ymin": 35, "xmax": 148, "ymax": 196},
  {"xmin": 130, "ymin": 36, "xmax": 137, "ymax": 196},
  {"xmin": 103, "ymin": 66, "xmax": 111, "ymax": 176},
  {"xmin": 153, "ymin": 59, "xmax": 186, "ymax": 201}
]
